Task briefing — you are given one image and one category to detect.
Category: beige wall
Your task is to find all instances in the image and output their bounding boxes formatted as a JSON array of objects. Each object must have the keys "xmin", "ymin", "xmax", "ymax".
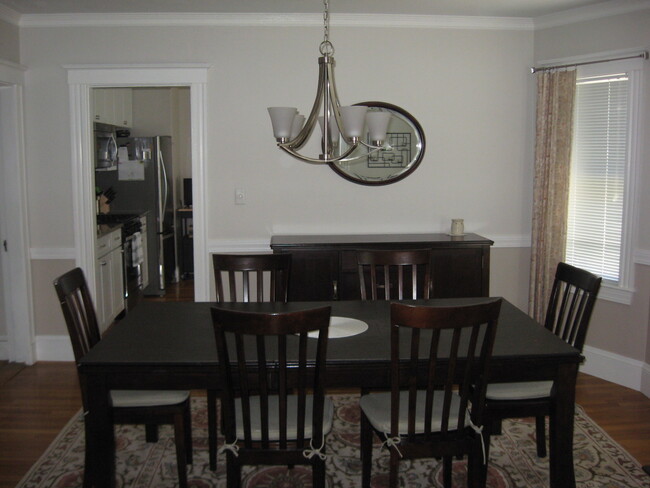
[
  {"xmin": 535, "ymin": 9, "xmax": 650, "ymax": 366},
  {"xmin": 0, "ymin": 18, "xmax": 19, "ymax": 64},
  {"xmin": 19, "ymin": 22, "xmax": 536, "ymax": 340}
]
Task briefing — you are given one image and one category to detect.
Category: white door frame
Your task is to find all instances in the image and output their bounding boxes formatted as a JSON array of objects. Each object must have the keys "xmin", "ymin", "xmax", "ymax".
[
  {"xmin": 0, "ymin": 59, "xmax": 35, "ymax": 364},
  {"xmin": 66, "ymin": 64, "xmax": 211, "ymax": 303}
]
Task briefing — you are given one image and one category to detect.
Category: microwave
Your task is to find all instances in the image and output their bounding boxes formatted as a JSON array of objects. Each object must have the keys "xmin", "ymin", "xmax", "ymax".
[{"xmin": 94, "ymin": 124, "xmax": 118, "ymax": 169}]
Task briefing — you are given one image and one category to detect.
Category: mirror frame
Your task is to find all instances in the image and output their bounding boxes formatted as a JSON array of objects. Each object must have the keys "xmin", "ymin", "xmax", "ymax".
[{"xmin": 328, "ymin": 101, "xmax": 426, "ymax": 186}]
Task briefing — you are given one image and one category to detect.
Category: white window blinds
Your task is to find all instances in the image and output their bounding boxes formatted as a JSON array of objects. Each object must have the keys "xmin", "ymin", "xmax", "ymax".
[{"xmin": 566, "ymin": 74, "xmax": 629, "ymax": 283}]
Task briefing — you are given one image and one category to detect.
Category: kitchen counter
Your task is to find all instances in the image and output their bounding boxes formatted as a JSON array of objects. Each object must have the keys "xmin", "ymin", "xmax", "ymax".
[{"xmin": 97, "ymin": 222, "xmax": 123, "ymax": 238}]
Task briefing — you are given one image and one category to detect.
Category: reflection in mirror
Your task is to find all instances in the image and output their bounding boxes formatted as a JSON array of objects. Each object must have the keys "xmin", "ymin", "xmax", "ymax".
[{"xmin": 329, "ymin": 102, "xmax": 425, "ymax": 185}]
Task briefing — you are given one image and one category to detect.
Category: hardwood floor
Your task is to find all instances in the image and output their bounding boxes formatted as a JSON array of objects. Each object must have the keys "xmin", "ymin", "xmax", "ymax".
[{"xmin": 1, "ymin": 279, "xmax": 649, "ymax": 486}]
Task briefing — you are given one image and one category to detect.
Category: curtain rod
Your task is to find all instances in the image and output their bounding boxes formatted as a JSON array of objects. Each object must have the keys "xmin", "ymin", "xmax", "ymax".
[{"xmin": 530, "ymin": 51, "xmax": 648, "ymax": 74}]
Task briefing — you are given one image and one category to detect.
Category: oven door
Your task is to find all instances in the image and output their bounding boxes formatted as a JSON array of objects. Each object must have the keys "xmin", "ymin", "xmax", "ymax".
[{"xmin": 123, "ymin": 232, "xmax": 144, "ymax": 310}]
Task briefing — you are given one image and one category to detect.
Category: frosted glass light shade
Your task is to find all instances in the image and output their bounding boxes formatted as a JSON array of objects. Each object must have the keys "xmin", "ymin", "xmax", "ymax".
[
  {"xmin": 366, "ymin": 111, "xmax": 391, "ymax": 143},
  {"xmin": 340, "ymin": 106, "xmax": 367, "ymax": 138},
  {"xmin": 290, "ymin": 114, "xmax": 305, "ymax": 140},
  {"xmin": 268, "ymin": 107, "xmax": 297, "ymax": 139},
  {"xmin": 318, "ymin": 114, "xmax": 339, "ymax": 141}
]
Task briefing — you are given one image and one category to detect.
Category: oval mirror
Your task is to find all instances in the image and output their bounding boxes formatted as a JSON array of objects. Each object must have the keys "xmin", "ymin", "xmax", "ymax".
[{"xmin": 329, "ymin": 101, "xmax": 425, "ymax": 185}]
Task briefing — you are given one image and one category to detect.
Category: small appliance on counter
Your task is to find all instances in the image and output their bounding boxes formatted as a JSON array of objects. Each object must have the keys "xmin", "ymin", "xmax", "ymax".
[{"xmin": 94, "ymin": 123, "xmax": 118, "ymax": 170}]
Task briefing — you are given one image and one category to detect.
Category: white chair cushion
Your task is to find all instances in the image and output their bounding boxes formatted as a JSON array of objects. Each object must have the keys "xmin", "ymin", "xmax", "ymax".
[
  {"xmin": 359, "ymin": 391, "xmax": 469, "ymax": 435},
  {"xmin": 110, "ymin": 390, "xmax": 190, "ymax": 408},
  {"xmin": 485, "ymin": 381, "xmax": 553, "ymax": 400},
  {"xmin": 234, "ymin": 395, "xmax": 334, "ymax": 441}
]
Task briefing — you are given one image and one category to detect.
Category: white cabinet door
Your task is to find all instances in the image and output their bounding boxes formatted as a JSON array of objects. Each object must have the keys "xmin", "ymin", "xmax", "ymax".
[
  {"xmin": 92, "ymin": 88, "xmax": 133, "ymax": 128},
  {"xmin": 96, "ymin": 229, "xmax": 125, "ymax": 333}
]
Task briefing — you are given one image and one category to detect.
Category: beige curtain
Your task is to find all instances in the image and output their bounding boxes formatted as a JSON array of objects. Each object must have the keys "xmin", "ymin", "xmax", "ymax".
[{"xmin": 529, "ymin": 69, "xmax": 577, "ymax": 323}]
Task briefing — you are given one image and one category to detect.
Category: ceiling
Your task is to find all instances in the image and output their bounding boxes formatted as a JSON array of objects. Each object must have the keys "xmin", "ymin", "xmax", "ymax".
[{"xmin": 0, "ymin": 0, "xmax": 619, "ymax": 19}]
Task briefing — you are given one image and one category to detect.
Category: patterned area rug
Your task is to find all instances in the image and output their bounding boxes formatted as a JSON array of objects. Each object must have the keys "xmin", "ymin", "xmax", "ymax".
[{"xmin": 17, "ymin": 395, "xmax": 649, "ymax": 487}]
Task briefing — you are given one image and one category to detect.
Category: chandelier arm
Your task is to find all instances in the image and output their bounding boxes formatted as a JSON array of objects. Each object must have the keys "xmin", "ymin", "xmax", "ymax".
[
  {"xmin": 287, "ymin": 57, "xmax": 329, "ymax": 150},
  {"xmin": 279, "ymin": 140, "xmax": 359, "ymax": 164},
  {"xmin": 326, "ymin": 56, "xmax": 349, "ymax": 145}
]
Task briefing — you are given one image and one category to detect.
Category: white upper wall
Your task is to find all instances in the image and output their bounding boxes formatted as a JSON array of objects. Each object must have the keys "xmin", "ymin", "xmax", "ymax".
[{"xmin": 19, "ymin": 22, "xmax": 534, "ymax": 248}]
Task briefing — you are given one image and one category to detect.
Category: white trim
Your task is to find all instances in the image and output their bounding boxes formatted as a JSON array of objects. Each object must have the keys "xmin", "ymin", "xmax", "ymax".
[
  {"xmin": 35, "ymin": 331, "xmax": 649, "ymax": 397},
  {"xmin": 35, "ymin": 335, "xmax": 74, "ymax": 361},
  {"xmin": 208, "ymin": 239, "xmax": 272, "ymax": 254},
  {"xmin": 66, "ymin": 64, "xmax": 210, "ymax": 303},
  {"xmin": 0, "ymin": 72, "xmax": 35, "ymax": 365},
  {"xmin": 534, "ymin": 0, "xmax": 650, "ymax": 29},
  {"xmin": 641, "ymin": 362, "xmax": 650, "ymax": 398},
  {"xmin": 0, "ymin": 336, "xmax": 8, "ymax": 360},
  {"xmin": 20, "ymin": 12, "xmax": 533, "ymax": 30},
  {"xmin": 582, "ymin": 344, "xmax": 646, "ymax": 393}
]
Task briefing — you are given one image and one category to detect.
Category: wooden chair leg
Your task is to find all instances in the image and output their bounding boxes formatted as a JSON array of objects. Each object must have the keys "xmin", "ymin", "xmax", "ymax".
[
  {"xmin": 389, "ymin": 448, "xmax": 400, "ymax": 488},
  {"xmin": 183, "ymin": 402, "xmax": 193, "ymax": 464},
  {"xmin": 360, "ymin": 411, "xmax": 373, "ymax": 488},
  {"xmin": 145, "ymin": 423, "xmax": 158, "ymax": 442},
  {"xmin": 535, "ymin": 415, "xmax": 547, "ymax": 457},
  {"xmin": 442, "ymin": 456, "xmax": 452, "ymax": 488},
  {"xmin": 313, "ymin": 458, "xmax": 326, "ymax": 488},
  {"xmin": 208, "ymin": 389, "xmax": 218, "ymax": 470},
  {"xmin": 173, "ymin": 413, "xmax": 188, "ymax": 488},
  {"xmin": 226, "ymin": 451, "xmax": 242, "ymax": 488}
]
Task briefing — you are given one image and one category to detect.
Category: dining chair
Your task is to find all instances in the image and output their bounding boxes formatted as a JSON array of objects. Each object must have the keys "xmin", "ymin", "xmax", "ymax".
[
  {"xmin": 212, "ymin": 252, "xmax": 291, "ymax": 303},
  {"xmin": 357, "ymin": 249, "xmax": 432, "ymax": 300},
  {"xmin": 209, "ymin": 252, "xmax": 292, "ymax": 470},
  {"xmin": 359, "ymin": 298, "xmax": 502, "ymax": 488},
  {"xmin": 484, "ymin": 262, "xmax": 602, "ymax": 458},
  {"xmin": 53, "ymin": 267, "xmax": 192, "ymax": 488},
  {"xmin": 211, "ymin": 305, "xmax": 333, "ymax": 488}
]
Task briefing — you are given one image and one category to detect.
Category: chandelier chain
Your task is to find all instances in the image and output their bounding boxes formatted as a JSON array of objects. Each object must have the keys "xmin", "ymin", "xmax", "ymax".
[{"xmin": 319, "ymin": 0, "xmax": 334, "ymax": 56}]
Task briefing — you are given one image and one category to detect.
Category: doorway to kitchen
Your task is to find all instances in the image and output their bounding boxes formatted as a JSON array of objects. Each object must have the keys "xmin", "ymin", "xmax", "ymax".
[{"xmin": 67, "ymin": 64, "xmax": 210, "ymax": 306}]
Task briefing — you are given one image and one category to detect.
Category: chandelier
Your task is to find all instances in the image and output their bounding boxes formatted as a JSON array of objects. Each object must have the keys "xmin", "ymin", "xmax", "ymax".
[{"xmin": 267, "ymin": 0, "xmax": 392, "ymax": 164}]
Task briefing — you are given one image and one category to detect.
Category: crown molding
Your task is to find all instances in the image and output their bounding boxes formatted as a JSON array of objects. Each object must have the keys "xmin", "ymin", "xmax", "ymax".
[
  {"xmin": 0, "ymin": 3, "xmax": 20, "ymax": 25},
  {"xmin": 18, "ymin": 11, "xmax": 533, "ymax": 30},
  {"xmin": 534, "ymin": 0, "xmax": 650, "ymax": 29}
]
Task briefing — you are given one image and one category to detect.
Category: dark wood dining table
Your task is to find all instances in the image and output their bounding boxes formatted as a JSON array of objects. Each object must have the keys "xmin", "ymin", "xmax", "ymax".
[{"xmin": 79, "ymin": 297, "xmax": 582, "ymax": 488}]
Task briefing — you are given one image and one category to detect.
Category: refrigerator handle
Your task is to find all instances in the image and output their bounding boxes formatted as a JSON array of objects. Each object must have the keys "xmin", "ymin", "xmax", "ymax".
[{"xmin": 157, "ymin": 144, "xmax": 169, "ymax": 233}]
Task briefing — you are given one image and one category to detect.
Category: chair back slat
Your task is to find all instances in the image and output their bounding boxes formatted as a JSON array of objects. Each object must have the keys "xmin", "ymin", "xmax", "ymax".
[
  {"xmin": 390, "ymin": 299, "xmax": 502, "ymax": 440},
  {"xmin": 544, "ymin": 262, "xmax": 602, "ymax": 351},
  {"xmin": 212, "ymin": 253, "xmax": 291, "ymax": 303},
  {"xmin": 358, "ymin": 249, "xmax": 432, "ymax": 300},
  {"xmin": 211, "ymin": 305, "xmax": 331, "ymax": 454}
]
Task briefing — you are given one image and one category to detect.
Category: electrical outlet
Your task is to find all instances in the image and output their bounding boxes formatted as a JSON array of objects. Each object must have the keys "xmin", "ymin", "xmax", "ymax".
[{"xmin": 235, "ymin": 188, "xmax": 246, "ymax": 205}]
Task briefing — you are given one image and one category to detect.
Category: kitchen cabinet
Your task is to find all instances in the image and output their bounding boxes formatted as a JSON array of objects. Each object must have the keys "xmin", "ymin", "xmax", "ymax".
[
  {"xmin": 271, "ymin": 233, "xmax": 493, "ymax": 301},
  {"xmin": 95, "ymin": 228, "xmax": 125, "ymax": 332},
  {"xmin": 93, "ymin": 88, "xmax": 133, "ymax": 128}
]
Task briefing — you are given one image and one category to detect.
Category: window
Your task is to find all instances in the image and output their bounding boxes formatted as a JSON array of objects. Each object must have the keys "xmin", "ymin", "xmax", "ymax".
[{"xmin": 565, "ymin": 59, "xmax": 642, "ymax": 304}]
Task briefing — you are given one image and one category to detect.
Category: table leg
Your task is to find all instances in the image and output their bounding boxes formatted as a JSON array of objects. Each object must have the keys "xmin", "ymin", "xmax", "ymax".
[
  {"xmin": 549, "ymin": 362, "xmax": 578, "ymax": 488},
  {"xmin": 83, "ymin": 373, "xmax": 115, "ymax": 488}
]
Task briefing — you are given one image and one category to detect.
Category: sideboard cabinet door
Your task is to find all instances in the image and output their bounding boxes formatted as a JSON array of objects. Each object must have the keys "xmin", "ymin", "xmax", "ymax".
[{"xmin": 283, "ymin": 251, "xmax": 339, "ymax": 301}]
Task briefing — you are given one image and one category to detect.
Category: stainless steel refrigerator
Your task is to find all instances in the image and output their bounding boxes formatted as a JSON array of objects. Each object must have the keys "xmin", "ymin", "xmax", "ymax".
[{"xmin": 96, "ymin": 135, "xmax": 177, "ymax": 296}]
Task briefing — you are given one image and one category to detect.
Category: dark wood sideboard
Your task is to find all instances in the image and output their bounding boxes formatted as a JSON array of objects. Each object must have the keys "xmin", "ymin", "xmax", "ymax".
[{"xmin": 270, "ymin": 233, "xmax": 493, "ymax": 301}]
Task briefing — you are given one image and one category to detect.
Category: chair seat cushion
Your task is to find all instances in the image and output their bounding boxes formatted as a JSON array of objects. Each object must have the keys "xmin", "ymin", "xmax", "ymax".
[
  {"xmin": 485, "ymin": 381, "xmax": 553, "ymax": 400},
  {"xmin": 110, "ymin": 390, "xmax": 190, "ymax": 408},
  {"xmin": 359, "ymin": 391, "xmax": 469, "ymax": 435},
  {"xmin": 234, "ymin": 395, "xmax": 334, "ymax": 441}
]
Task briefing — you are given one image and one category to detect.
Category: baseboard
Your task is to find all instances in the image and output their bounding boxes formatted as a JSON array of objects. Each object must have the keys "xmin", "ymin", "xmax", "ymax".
[
  {"xmin": 35, "ymin": 335, "xmax": 74, "ymax": 361},
  {"xmin": 581, "ymin": 345, "xmax": 648, "ymax": 395}
]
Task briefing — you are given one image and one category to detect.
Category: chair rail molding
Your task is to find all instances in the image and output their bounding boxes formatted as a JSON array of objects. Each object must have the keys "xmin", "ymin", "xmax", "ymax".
[{"xmin": 66, "ymin": 63, "xmax": 210, "ymax": 302}]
